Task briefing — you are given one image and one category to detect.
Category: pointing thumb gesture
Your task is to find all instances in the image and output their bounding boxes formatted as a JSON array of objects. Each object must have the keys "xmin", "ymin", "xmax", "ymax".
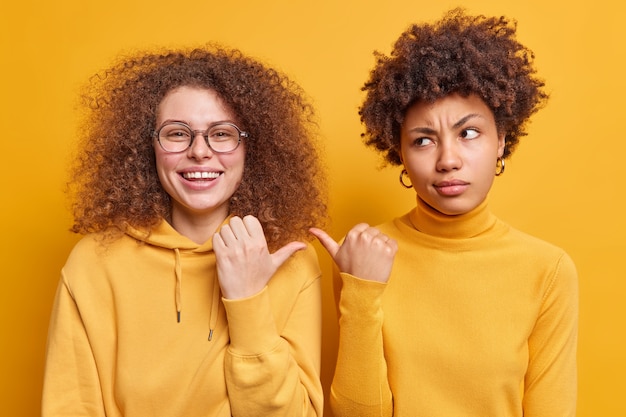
[
  {"xmin": 214, "ymin": 215, "xmax": 306, "ymax": 299},
  {"xmin": 271, "ymin": 240, "xmax": 308, "ymax": 267},
  {"xmin": 310, "ymin": 225, "xmax": 397, "ymax": 283},
  {"xmin": 309, "ymin": 227, "xmax": 341, "ymax": 258}
]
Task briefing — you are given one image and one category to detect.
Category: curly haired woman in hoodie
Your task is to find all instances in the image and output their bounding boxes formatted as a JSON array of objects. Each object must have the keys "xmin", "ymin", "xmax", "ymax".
[{"xmin": 43, "ymin": 44, "xmax": 327, "ymax": 417}]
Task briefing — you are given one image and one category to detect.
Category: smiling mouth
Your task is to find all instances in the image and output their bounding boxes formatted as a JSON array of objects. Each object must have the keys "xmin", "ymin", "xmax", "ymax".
[{"xmin": 181, "ymin": 171, "xmax": 221, "ymax": 180}]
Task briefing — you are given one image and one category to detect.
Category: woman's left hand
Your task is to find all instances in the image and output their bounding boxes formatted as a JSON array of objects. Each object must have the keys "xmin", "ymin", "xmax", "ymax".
[{"xmin": 213, "ymin": 215, "xmax": 307, "ymax": 299}]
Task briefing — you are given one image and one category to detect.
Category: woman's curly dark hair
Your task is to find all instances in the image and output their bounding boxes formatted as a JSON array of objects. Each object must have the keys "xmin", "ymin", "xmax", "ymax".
[
  {"xmin": 360, "ymin": 8, "xmax": 549, "ymax": 165},
  {"xmin": 68, "ymin": 44, "xmax": 327, "ymax": 251}
]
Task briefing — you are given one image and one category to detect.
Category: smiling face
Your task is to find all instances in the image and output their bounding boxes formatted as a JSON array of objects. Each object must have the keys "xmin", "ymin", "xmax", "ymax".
[
  {"xmin": 400, "ymin": 93, "xmax": 505, "ymax": 216},
  {"xmin": 154, "ymin": 86, "xmax": 245, "ymax": 236}
]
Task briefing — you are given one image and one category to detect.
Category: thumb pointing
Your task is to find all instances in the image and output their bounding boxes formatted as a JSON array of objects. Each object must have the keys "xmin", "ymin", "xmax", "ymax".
[
  {"xmin": 271, "ymin": 241, "xmax": 307, "ymax": 269},
  {"xmin": 309, "ymin": 227, "xmax": 340, "ymax": 258}
]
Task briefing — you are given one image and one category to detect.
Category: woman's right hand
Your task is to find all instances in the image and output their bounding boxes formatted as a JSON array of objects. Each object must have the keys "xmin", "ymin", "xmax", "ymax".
[
  {"xmin": 310, "ymin": 224, "xmax": 397, "ymax": 283},
  {"xmin": 214, "ymin": 215, "xmax": 306, "ymax": 299}
]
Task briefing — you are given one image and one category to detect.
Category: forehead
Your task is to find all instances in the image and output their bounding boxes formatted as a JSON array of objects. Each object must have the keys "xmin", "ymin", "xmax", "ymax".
[
  {"xmin": 404, "ymin": 93, "xmax": 494, "ymax": 124},
  {"xmin": 156, "ymin": 86, "xmax": 234, "ymax": 124},
  {"xmin": 159, "ymin": 86, "xmax": 223, "ymax": 107}
]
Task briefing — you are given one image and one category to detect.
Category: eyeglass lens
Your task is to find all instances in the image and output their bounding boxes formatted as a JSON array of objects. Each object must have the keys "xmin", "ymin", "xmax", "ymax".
[{"xmin": 158, "ymin": 122, "xmax": 242, "ymax": 153}]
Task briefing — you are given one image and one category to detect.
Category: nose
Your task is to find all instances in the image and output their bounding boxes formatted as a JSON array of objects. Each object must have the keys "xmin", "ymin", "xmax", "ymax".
[
  {"xmin": 187, "ymin": 132, "xmax": 214, "ymax": 159},
  {"xmin": 436, "ymin": 141, "xmax": 462, "ymax": 172}
]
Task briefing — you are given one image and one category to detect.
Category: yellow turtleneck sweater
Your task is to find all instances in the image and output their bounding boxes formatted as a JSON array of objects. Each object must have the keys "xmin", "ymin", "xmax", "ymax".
[
  {"xmin": 43, "ymin": 220, "xmax": 323, "ymax": 417},
  {"xmin": 330, "ymin": 199, "xmax": 578, "ymax": 417}
]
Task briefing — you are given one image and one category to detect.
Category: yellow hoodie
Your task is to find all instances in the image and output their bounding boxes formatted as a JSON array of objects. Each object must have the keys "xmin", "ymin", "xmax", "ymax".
[
  {"xmin": 330, "ymin": 199, "xmax": 578, "ymax": 417},
  {"xmin": 43, "ymin": 219, "xmax": 323, "ymax": 417}
]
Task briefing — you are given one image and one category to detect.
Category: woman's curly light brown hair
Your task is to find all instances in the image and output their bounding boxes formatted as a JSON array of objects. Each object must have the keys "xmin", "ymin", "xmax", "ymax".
[
  {"xmin": 68, "ymin": 44, "xmax": 327, "ymax": 250},
  {"xmin": 360, "ymin": 8, "xmax": 549, "ymax": 165}
]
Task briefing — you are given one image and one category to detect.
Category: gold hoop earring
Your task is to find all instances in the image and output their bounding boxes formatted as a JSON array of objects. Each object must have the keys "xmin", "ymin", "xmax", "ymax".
[
  {"xmin": 399, "ymin": 169, "xmax": 413, "ymax": 188},
  {"xmin": 495, "ymin": 157, "xmax": 505, "ymax": 176}
]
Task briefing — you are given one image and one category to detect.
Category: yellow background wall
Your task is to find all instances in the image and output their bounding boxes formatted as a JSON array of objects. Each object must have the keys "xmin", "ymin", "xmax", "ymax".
[{"xmin": 1, "ymin": 0, "xmax": 623, "ymax": 415}]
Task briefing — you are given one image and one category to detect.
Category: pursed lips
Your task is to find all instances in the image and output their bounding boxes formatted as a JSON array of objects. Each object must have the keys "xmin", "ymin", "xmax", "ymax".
[
  {"xmin": 433, "ymin": 179, "xmax": 469, "ymax": 196},
  {"xmin": 435, "ymin": 179, "xmax": 468, "ymax": 188}
]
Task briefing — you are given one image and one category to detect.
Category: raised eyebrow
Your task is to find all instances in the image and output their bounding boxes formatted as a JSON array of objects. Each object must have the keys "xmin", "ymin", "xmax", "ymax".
[
  {"xmin": 452, "ymin": 113, "xmax": 484, "ymax": 130},
  {"xmin": 407, "ymin": 126, "xmax": 437, "ymax": 135},
  {"xmin": 406, "ymin": 114, "xmax": 485, "ymax": 135}
]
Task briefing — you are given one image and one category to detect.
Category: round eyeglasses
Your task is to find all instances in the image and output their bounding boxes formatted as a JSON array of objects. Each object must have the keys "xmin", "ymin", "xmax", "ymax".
[{"xmin": 153, "ymin": 121, "xmax": 248, "ymax": 153}]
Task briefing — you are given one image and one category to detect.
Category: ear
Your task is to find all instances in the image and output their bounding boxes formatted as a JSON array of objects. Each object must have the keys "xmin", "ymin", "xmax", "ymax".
[{"xmin": 497, "ymin": 133, "xmax": 506, "ymax": 158}]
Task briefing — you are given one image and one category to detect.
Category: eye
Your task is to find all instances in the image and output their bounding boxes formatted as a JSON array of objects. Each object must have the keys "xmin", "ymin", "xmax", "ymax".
[
  {"xmin": 209, "ymin": 125, "xmax": 237, "ymax": 142},
  {"xmin": 169, "ymin": 130, "xmax": 190, "ymax": 137},
  {"xmin": 413, "ymin": 137, "xmax": 434, "ymax": 147},
  {"xmin": 460, "ymin": 128, "xmax": 479, "ymax": 139},
  {"xmin": 162, "ymin": 127, "xmax": 192, "ymax": 142}
]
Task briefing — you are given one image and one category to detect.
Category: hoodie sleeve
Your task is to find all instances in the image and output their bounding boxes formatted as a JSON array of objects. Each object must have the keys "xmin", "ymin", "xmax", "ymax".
[
  {"xmin": 222, "ymin": 245, "xmax": 323, "ymax": 417},
  {"xmin": 42, "ymin": 275, "xmax": 106, "ymax": 417}
]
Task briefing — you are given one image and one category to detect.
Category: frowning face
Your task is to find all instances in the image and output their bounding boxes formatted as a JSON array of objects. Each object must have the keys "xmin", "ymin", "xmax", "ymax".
[{"xmin": 400, "ymin": 93, "xmax": 505, "ymax": 215}]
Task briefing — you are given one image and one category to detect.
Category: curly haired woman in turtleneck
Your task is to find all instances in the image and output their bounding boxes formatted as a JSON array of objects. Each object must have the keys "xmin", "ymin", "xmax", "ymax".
[
  {"xmin": 312, "ymin": 8, "xmax": 578, "ymax": 417},
  {"xmin": 43, "ymin": 44, "xmax": 327, "ymax": 417}
]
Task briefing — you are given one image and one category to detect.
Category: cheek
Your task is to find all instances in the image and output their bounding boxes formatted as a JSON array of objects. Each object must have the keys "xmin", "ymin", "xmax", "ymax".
[
  {"xmin": 154, "ymin": 153, "xmax": 167, "ymax": 174},
  {"xmin": 475, "ymin": 158, "xmax": 498, "ymax": 191},
  {"xmin": 403, "ymin": 155, "xmax": 429, "ymax": 179},
  {"xmin": 153, "ymin": 152, "xmax": 179, "ymax": 184},
  {"xmin": 224, "ymin": 150, "xmax": 246, "ymax": 176}
]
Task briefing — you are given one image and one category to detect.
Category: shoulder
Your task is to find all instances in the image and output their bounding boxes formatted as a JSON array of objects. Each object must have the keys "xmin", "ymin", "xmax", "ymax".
[
  {"xmin": 62, "ymin": 232, "xmax": 137, "ymax": 286},
  {"xmin": 65, "ymin": 231, "xmax": 133, "ymax": 263},
  {"xmin": 371, "ymin": 211, "xmax": 406, "ymax": 230},
  {"xmin": 284, "ymin": 242, "xmax": 320, "ymax": 268},
  {"xmin": 502, "ymin": 223, "xmax": 578, "ymax": 281},
  {"xmin": 271, "ymin": 243, "xmax": 321, "ymax": 291},
  {"xmin": 64, "ymin": 233, "xmax": 108, "ymax": 267},
  {"xmin": 506, "ymin": 224, "xmax": 571, "ymax": 257},
  {"xmin": 375, "ymin": 212, "xmax": 414, "ymax": 240}
]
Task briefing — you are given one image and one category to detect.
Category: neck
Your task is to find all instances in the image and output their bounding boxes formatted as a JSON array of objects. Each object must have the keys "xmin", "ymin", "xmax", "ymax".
[{"xmin": 170, "ymin": 207, "xmax": 229, "ymax": 245}]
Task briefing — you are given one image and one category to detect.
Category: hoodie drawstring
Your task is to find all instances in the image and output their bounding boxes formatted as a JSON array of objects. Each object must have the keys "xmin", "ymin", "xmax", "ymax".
[
  {"xmin": 173, "ymin": 247, "xmax": 220, "ymax": 342},
  {"xmin": 208, "ymin": 273, "xmax": 220, "ymax": 341},
  {"xmin": 174, "ymin": 248, "xmax": 182, "ymax": 323}
]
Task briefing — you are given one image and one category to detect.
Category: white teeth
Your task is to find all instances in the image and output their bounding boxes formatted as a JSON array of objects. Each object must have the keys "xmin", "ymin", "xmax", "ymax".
[{"xmin": 182, "ymin": 171, "xmax": 220, "ymax": 179}]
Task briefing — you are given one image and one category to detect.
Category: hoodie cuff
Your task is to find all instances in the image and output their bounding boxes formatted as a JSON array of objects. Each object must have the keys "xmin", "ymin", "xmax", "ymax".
[{"xmin": 222, "ymin": 286, "xmax": 279, "ymax": 356}]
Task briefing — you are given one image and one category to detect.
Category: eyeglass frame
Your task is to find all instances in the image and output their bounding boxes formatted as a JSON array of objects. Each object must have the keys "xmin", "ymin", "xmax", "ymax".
[{"xmin": 152, "ymin": 121, "xmax": 249, "ymax": 154}]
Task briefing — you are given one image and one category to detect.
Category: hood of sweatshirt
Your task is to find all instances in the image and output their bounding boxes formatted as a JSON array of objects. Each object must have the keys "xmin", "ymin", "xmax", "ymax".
[{"xmin": 125, "ymin": 219, "xmax": 221, "ymax": 341}]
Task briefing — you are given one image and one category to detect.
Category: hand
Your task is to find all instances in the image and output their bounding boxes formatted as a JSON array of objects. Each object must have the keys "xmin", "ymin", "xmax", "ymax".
[
  {"xmin": 213, "ymin": 215, "xmax": 306, "ymax": 299},
  {"xmin": 310, "ymin": 224, "xmax": 397, "ymax": 283}
]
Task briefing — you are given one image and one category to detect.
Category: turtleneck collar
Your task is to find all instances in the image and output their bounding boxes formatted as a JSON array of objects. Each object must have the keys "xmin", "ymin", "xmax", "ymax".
[{"xmin": 408, "ymin": 197, "xmax": 497, "ymax": 239}]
